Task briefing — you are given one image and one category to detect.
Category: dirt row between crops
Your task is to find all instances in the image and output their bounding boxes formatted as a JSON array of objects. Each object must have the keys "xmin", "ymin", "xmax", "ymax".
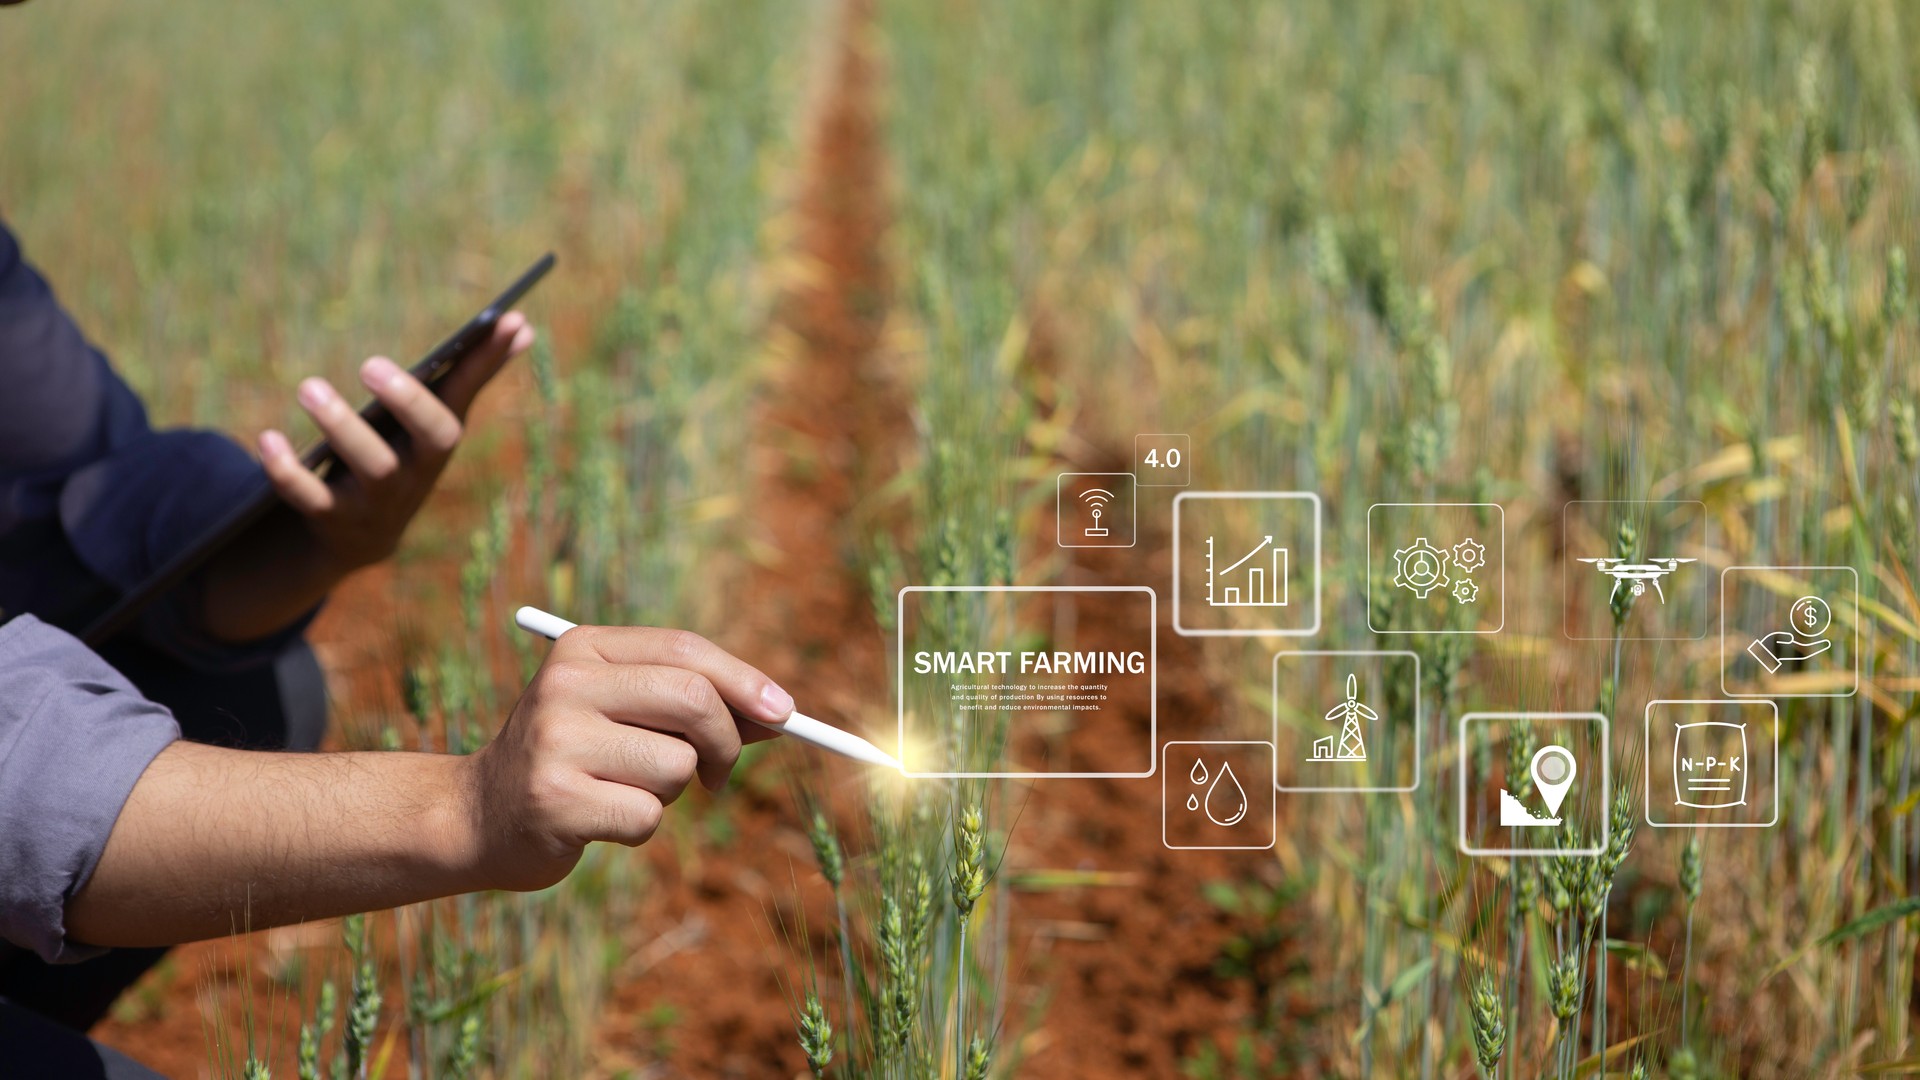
[
  {"xmin": 589, "ymin": 0, "xmax": 1312, "ymax": 1074},
  {"xmin": 591, "ymin": 0, "xmax": 909, "ymax": 1072}
]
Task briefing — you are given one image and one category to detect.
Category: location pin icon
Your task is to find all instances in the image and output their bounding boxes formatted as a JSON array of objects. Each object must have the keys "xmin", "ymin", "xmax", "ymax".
[{"xmin": 1530, "ymin": 745, "xmax": 1577, "ymax": 818}]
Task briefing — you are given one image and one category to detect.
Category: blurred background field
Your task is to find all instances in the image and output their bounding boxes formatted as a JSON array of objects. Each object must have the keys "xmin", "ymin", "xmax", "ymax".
[{"xmin": 5, "ymin": 0, "xmax": 1920, "ymax": 1076}]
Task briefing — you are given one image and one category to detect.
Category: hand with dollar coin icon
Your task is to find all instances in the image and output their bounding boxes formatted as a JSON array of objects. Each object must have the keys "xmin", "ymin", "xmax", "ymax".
[{"xmin": 1746, "ymin": 595, "xmax": 1834, "ymax": 673}]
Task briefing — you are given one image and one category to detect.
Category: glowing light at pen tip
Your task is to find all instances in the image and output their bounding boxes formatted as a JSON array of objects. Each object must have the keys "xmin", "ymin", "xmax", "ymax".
[
  {"xmin": 860, "ymin": 751, "xmax": 916, "ymax": 797},
  {"xmin": 884, "ymin": 718, "xmax": 934, "ymax": 782}
]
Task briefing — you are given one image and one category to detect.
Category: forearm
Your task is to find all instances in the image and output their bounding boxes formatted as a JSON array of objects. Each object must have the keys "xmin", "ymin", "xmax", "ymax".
[
  {"xmin": 196, "ymin": 511, "xmax": 347, "ymax": 642},
  {"xmin": 66, "ymin": 741, "xmax": 484, "ymax": 948}
]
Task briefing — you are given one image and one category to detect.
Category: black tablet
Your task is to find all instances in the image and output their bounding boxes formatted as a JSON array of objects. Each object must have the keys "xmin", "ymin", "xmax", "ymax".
[{"xmin": 80, "ymin": 252, "xmax": 555, "ymax": 646}]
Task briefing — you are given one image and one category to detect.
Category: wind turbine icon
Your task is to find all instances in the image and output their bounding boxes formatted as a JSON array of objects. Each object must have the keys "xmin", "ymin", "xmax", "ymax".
[{"xmin": 1309, "ymin": 673, "xmax": 1374, "ymax": 762}]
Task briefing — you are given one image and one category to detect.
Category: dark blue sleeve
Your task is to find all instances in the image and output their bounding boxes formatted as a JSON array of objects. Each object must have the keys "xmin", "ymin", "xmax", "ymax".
[
  {"xmin": 0, "ymin": 221, "xmax": 150, "ymax": 472},
  {"xmin": 0, "ymin": 218, "xmax": 318, "ymax": 668},
  {"xmin": 58, "ymin": 430, "xmax": 321, "ymax": 670}
]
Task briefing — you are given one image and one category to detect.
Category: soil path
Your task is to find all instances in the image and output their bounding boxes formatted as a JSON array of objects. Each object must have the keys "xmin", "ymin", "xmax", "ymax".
[
  {"xmin": 592, "ymin": 0, "xmax": 1309, "ymax": 1073},
  {"xmin": 592, "ymin": 0, "xmax": 911, "ymax": 1073}
]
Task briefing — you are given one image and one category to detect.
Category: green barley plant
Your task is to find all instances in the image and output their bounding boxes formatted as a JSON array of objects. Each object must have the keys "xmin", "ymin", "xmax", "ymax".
[
  {"xmin": 203, "ymin": 912, "xmax": 287, "ymax": 1080},
  {"xmin": 340, "ymin": 915, "xmax": 382, "ymax": 1080},
  {"xmin": 296, "ymin": 981, "xmax": 335, "ymax": 1080},
  {"xmin": 806, "ymin": 804, "xmax": 859, "ymax": 1041},
  {"xmin": 291, "ymin": 917, "xmax": 384, "ymax": 1080},
  {"xmin": 445, "ymin": 1014, "xmax": 481, "ymax": 1080},
  {"xmin": 1468, "ymin": 969, "xmax": 1505, "ymax": 1078},
  {"xmin": 1678, "ymin": 835, "xmax": 1704, "ymax": 1057},
  {"xmin": 963, "ymin": 1034, "xmax": 992, "ymax": 1080},
  {"xmin": 950, "ymin": 803, "xmax": 987, "ymax": 1077},
  {"xmin": 1546, "ymin": 951, "xmax": 1581, "ymax": 1056},
  {"xmin": 799, "ymin": 992, "xmax": 835, "ymax": 1078}
]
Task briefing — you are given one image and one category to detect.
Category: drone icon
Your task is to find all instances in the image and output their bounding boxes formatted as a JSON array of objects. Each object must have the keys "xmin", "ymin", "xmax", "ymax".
[{"xmin": 1576, "ymin": 557, "xmax": 1697, "ymax": 604}]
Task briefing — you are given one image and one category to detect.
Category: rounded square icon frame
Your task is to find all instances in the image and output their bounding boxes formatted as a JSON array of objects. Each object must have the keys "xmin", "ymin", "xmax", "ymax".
[
  {"xmin": 895, "ymin": 585, "xmax": 1157, "ymax": 780},
  {"xmin": 1057, "ymin": 472, "xmax": 1137, "ymax": 549},
  {"xmin": 1161, "ymin": 740, "xmax": 1277, "ymax": 851},
  {"xmin": 1274, "ymin": 650, "xmax": 1421, "ymax": 793},
  {"xmin": 1643, "ymin": 698, "xmax": 1779, "ymax": 829},
  {"xmin": 1171, "ymin": 491, "xmax": 1323, "ymax": 638},
  {"xmin": 1561, "ymin": 499, "xmax": 1711, "ymax": 642},
  {"xmin": 1365, "ymin": 502, "xmax": 1506, "ymax": 635},
  {"xmin": 1720, "ymin": 565, "xmax": 1860, "ymax": 699},
  {"xmin": 1456, "ymin": 712, "xmax": 1610, "ymax": 858}
]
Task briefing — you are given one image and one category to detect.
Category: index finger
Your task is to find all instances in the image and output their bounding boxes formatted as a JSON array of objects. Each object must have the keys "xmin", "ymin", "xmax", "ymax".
[
  {"xmin": 360, "ymin": 356, "xmax": 463, "ymax": 459},
  {"xmin": 553, "ymin": 625, "xmax": 795, "ymax": 726}
]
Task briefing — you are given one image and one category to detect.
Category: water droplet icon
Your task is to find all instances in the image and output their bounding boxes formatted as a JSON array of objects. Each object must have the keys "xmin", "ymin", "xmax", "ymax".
[
  {"xmin": 1189, "ymin": 758, "xmax": 1209, "ymax": 785},
  {"xmin": 1185, "ymin": 793, "xmax": 1200, "ymax": 811},
  {"xmin": 1204, "ymin": 762, "xmax": 1248, "ymax": 827}
]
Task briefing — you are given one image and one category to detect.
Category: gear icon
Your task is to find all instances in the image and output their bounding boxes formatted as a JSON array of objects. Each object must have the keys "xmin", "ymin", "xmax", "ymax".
[
  {"xmin": 1451, "ymin": 578, "xmax": 1480, "ymax": 604},
  {"xmin": 1451, "ymin": 537, "xmax": 1486, "ymax": 574},
  {"xmin": 1392, "ymin": 537, "xmax": 1451, "ymax": 598}
]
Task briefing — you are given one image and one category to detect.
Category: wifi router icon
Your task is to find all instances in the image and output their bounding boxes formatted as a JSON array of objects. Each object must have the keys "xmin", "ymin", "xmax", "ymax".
[
  {"xmin": 1057, "ymin": 473, "xmax": 1136, "ymax": 548},
  {"xmin": 1080, "ymin": 488, "xmax": 1114, "ymax": 536}
]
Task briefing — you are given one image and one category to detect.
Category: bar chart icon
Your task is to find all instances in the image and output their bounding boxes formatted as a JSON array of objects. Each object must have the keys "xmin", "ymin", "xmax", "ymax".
[{"xmin": 1206, "ymin": 535, "xmax": 1289, "ymax": 607}]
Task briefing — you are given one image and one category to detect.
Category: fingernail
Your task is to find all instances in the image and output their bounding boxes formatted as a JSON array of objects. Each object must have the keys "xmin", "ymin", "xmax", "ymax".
[
  {"xmin": 760, "ymin": 683, "xmax": 795, "ymax": 722},
  {"xmin": 298, "ymin": 378, "xmax": 333, "ymax": 410},
  {"xmin": 361, "ymin": 356, "xmax": 401, "ymax": 388},
  {"xmin": 259, "ymin": 429, "xmax": 288, "ymax": 457}
]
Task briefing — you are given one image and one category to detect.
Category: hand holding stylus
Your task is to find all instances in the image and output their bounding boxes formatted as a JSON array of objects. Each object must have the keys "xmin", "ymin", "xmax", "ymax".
[
  {"xmin": 75, "ymin": 614, "xmax": 806, "ymax": 930},
  {"xmin": 461, "ymin": 618, "xmax": 800, "ymax": 891},
  {"xmin": 515, "ymin": 607, "xmax": 901, "ymax": 769}
]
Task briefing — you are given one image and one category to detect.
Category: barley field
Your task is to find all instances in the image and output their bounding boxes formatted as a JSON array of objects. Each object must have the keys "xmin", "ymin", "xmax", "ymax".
[{"xmin": 4, "ymin": 0, "xmax": 1918, "ymax": 1076}]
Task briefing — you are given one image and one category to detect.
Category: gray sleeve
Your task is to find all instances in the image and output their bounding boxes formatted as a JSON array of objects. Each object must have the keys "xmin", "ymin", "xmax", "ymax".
[{"xmin": 0, "ymin": 615, "xmax": 180, "ymax": 964}]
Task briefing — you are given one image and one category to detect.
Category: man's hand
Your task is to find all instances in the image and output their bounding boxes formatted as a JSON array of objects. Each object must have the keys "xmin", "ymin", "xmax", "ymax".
[
  {"xmin": 460, "ymin": 625, "xmax": 794, "ymax": 892},
  {"xmin": 199, "ymin": 313, "xmax": 534, "ymax": 642},
  {"xmin": 67, "ymin": 623, "xmax": 793, "ymax": 948},
  {"xmin": 258, "ymin": 312, "xmax": 536, "ymax": 573}
]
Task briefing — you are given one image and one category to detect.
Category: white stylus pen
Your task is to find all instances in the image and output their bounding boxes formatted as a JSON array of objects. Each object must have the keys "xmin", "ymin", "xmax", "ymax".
[{"xmin": 513, "ymin": 606, "xmax": 901, "ymax": 770}]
